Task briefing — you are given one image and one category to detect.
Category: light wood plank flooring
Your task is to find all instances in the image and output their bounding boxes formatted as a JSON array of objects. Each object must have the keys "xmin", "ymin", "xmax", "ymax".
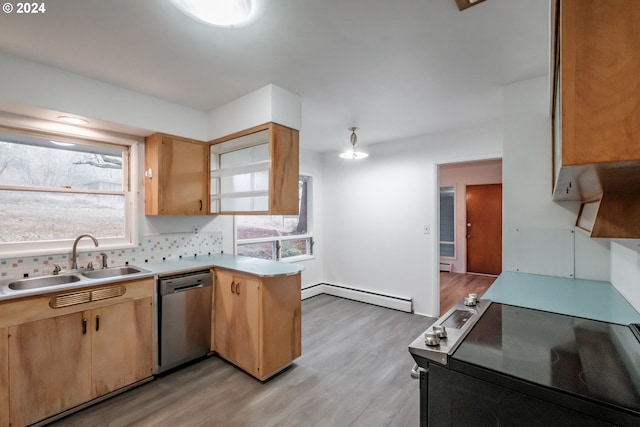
[
  {"xmin": 50, "ymin": 295, "xmax": 435, "ymax": 427},
  {"xmin": 439, "ymin": 272, "xmax": 496, "ymax": 315}
]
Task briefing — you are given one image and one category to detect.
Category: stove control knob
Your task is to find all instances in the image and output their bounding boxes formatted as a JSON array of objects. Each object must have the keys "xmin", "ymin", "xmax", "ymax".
[
  {"xmin": 433, "ymin": 325, "xmax": 447, "ymax": 338},
  {"xmin": 464, "ymin": 296, "xmax": 477, "ymax": 306},
  {"xmin": 425, "ymin": 332, "xmax": 441, "ymax": 346}
]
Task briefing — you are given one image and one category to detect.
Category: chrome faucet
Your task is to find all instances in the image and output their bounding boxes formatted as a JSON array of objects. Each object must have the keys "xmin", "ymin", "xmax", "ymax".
[{"xmin": 71, "ymin": 234, "xmax": 99, "ymax": 269}]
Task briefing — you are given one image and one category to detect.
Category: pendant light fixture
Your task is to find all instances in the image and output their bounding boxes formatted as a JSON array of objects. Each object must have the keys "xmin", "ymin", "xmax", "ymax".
[{"xmin": 339, "ymin": 127, "xmax": 369, "ymax": 160}]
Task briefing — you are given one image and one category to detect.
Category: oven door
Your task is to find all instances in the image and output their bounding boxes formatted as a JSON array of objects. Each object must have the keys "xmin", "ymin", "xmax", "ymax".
[{"xmin": 428, "ymin": 362, "xmax": 619, "ymax": 427}]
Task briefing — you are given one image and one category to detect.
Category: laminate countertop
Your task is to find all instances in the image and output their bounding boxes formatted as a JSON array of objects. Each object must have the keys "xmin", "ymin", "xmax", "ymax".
[
  {"xmin": 483, "ymin": 271, "xmax": 640, "ymax": 325},
  {"xmin": 0, "ymin": 253, "xmax": 303, "ymax": 302}
]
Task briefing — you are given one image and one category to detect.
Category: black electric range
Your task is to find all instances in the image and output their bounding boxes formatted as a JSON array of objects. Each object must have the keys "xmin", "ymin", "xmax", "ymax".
[{"xmin": 410, "ymin": 300, "xmax": 640, "ymax": 426}]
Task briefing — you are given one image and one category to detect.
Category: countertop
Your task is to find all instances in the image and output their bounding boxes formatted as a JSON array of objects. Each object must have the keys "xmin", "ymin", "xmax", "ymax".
[
  {"xmin": 0, "ymin": 253, "xmax": 303, "ymax": 302},
  {"xmin": 483, "ymin": 271, "xmax": 640, "ymax": 325}
]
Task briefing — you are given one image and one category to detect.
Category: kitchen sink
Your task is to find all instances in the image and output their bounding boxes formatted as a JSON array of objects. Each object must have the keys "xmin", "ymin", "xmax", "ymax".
[
  {"xmin": 8, "ymin": 274, "xmax": 81, "ymax": 291},
  {"xmin": 82, "ymin": 266, "xmax": 145, "ymax": 279}
]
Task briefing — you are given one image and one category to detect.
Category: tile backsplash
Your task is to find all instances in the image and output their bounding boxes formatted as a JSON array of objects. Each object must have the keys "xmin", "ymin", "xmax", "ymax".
[{"xmin": 0, "ymin": 231, "xmax": 223, "ymax": 281}]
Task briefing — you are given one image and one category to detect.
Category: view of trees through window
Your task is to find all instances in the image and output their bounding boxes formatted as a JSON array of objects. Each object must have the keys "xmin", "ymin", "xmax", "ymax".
[
  {"xmin": 0, "ymin": 134, "xmax": 127, "ymax": 244},
  {"xmin": 236, "ymin": 176, "xmax": 311, "ymax": 260}
]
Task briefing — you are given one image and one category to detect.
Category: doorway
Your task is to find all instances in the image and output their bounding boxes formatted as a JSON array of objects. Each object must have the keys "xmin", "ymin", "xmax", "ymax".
[{"xmin": 437, "ymin": 159, "xmax": 502, "ymax": 314}]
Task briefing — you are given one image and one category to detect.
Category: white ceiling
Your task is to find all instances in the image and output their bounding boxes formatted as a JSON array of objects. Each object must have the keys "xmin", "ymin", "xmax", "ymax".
[{"xmin": 0, "ymin": 0, "xmax": 550, "ymax": 153}]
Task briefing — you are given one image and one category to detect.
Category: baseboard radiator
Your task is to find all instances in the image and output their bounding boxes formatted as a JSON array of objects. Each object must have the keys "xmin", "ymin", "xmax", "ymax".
[
  {"xmin": 301, "ymin": 283, "xmax": 413, "ymax": 313},
  {"xmin": 439, "ymin": 262, "xmax": 452, "ymax": 273}
]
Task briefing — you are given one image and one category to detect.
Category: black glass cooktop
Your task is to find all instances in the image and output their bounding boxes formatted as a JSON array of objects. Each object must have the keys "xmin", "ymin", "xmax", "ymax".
[{"xmin": 452, "ymin": 303, "xmax": 640, "ymax": 413}]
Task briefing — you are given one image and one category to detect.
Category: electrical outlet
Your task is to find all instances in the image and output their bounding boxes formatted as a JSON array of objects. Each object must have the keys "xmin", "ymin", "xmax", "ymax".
[
  {"xmin": 192, "ymin": 226, "xmax": 200, "ymax": 236},
  {"xmin": 424, "ymin": 225, "xmax": 431, "ymax": 234}
]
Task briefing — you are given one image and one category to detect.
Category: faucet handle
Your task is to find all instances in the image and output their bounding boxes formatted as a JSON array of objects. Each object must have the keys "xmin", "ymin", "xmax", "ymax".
[
  {"xmin": 52, "ymin": 264, "xmax": 62, "ymax": 275},
  {"xmin": 100, "ymin": 252, "xmax": 108, "ymax": 269},
  {"xmin": 87, "ymin": 261, "xmax": 93, "ymax": 270}
]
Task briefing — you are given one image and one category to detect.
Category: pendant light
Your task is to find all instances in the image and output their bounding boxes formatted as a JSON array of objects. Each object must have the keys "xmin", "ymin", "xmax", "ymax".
[{"xmin": 339, "ymin": 127, "xmax": 369, "ymax": 160}]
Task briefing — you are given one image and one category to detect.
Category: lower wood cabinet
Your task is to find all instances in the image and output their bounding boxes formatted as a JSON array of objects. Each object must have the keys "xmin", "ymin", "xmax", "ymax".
[
  {"xmin": 0, "ymin": 278, "xmax": 154, "ymax": 427},
  {"xmin": 90, "ymin": 298, "xmax": 153, "ymax": 396},
  {"xmin": 0, "ymin": 328, "xmax": 8, "ymax": 427},
  {"xmin": 9, "ymin": 311, "xmax": 93, "ymax": 427},
  {"xmin": 214, "ymin": 269, "xmax": 301, "ymax": 380}
]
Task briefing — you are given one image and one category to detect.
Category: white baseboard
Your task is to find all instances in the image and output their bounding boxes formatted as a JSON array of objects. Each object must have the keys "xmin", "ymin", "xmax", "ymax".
[
  {"xmin": 302, "ymin": 283, "xmax": 413, "ymax": 313},
  {"xmin": 301, "ymin": 284, "xmax": 325, "ymax": 300}
]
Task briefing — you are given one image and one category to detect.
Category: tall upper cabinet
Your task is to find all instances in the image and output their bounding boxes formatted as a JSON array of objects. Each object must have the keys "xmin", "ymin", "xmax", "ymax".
[
  {"xmin": 208, "ymin": 122, "xmax": 299, "ymax": 215},
  {"xmin": 552, "ymin": 0, "xmax": 640, "ymax": 237},
  {"xmin": 144, "ymin": 133, "xmax": 207, "ymax": 215}
]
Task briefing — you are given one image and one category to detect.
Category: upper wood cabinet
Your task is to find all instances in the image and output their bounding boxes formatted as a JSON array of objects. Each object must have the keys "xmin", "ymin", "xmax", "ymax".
[
  {"xmin": 208, "ymin": 122, "xmax": 299, "ymax": 215},
  {"xmin": 145, "ymin": 133, "xmax": 207, "ymax": 215},
  {"xmin": 552, "ymin": 0, "xmax": 640, "ymax": 237},
  {"xmin": 553, "ymin": 0, "xmax": 640, "ymax": 198}
]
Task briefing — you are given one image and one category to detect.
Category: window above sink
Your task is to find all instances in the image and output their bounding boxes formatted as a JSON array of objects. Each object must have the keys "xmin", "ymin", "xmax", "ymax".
[{"xmin": 0, "ymin": 124, "xmax": 140, "ymax": 255}]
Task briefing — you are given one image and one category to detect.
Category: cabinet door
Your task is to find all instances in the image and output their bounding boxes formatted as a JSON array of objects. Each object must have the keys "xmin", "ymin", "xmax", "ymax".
[
  {"xmin": 145, "ymin": 134, "xmax": 207, "ymax": 215},
  {"xmin": 561, "ymin": 0, "xmax": 640, "ymax": 165},
  {"xmin": 214, "ymin": 271, "xmax": 260, "ymax": 375},
  {"xmin": 9, "ymin": 312, "xmax": 92, "ymax": 427},
  {"xmin": 91, "ymin": 297, "xmax": 153, "ymax": 397},
  {"xmin": 0, "ymin": 327, "xmax": 8, "ymax": 427},
  {"xmin": 261, "ymin": 274, "xmax": 302, "ymax": 377}
]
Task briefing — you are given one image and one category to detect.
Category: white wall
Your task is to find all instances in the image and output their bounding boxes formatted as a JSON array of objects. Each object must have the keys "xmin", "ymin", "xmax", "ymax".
[
  {"xmin": 321, "ymin": 121, "xmax": 502, "ymax": 317},
  {"xmin": 439, "ymin": 159, "xmax": 502, "ymax": 274},
  {"xmin": 0, "ymin": 52, "xmax": 208, "ymax": 140},
  {"xmin": 207, "ymin": 84, "xmax": 302, "ymax": 140},
  {"xmin": 610, "ymin": 241, "xmax": 640, "ymax": 312},
  {"xmin": 501, "ymin": 76, "xmax": 610, "ymax": 280}
]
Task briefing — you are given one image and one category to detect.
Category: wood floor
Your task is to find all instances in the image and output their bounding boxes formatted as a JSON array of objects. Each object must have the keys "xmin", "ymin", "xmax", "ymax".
[
  {"xmin": 439, "ymin": 272, "xmax": 496, "ymax": 315},
  {"xmin": 50, "ymin": 295, "xmax": 436, "ymax": 427}
]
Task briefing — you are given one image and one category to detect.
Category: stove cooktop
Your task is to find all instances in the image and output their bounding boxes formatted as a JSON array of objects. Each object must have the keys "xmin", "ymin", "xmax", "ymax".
[{"xmin": 451, "ymin": 303, "xmax": 640, "ymax": 414}]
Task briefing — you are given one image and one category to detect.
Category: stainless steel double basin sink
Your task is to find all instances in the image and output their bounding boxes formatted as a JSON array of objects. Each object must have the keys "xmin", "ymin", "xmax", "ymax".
[{"xmin": 5, "ymin": 266, "xmax": 148, "ymax": 292}]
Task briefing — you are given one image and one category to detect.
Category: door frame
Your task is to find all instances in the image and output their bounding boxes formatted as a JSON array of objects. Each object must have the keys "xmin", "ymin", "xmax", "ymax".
[{"xmin": 431, "ymin": 154, "xmax": 502, "ymax": 316}]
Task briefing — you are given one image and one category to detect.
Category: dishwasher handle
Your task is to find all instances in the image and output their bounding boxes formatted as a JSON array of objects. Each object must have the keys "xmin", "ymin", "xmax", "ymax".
[
  {"xmin": 159, "ymin": 271, "xmax": 212, "ymax": 295},
  {"xmin": 173, "ymin": 282, "xmax": 204, "ymax": 293}
]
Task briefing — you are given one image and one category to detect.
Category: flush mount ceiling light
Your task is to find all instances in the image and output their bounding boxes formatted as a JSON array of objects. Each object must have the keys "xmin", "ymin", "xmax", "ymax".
[
  {"xmin": 454, "ymin": 0, "xmax": 486, "ymax": 11},
  {"xmin": 170, "ymin": 0, "xmax": 261, "ymax": 27},
  {"xmin": 57, "ymin": 115, "xmax": 89, "ymax": 125},
  {"xmin": 339, "ymin": 127, "xmax": 369, "ymax": 160}
]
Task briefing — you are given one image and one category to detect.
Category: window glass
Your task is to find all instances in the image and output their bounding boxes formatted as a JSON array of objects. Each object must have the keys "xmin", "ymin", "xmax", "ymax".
[
  {"xmin": 440, "ymin": 186, "xmax": 455, "ymax": 258},
  {"xmin": 236, "ymin": 175, "xmax": 312, "ymax": 260},
  {"xmin": 0, "ymin": 129, "xmax": 130, "ymax": 246}
]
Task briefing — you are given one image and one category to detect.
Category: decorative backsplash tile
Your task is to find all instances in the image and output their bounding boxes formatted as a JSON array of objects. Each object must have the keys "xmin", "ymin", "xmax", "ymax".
[{"xmin": 0, "ymin": 231, "xmax": 223, "ymax": 281}]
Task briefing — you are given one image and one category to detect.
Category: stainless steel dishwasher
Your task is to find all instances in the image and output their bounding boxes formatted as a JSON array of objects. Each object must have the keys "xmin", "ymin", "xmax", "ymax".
[{"xmin": 158, "ymin": 270, "xmax": 212, "ymax": 373}]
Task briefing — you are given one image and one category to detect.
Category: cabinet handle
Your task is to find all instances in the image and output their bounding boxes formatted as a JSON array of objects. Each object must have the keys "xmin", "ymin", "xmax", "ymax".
[
  {"xmin": 82, "ymin": 318, "xmax": 87, "ymax": 335},
  {"xmin": 199, "ymin": 199, "xmax": 203, "ymax": 211},
  {"xmin": 235, "ymin": 282, "xmax": 240, "ymax": 295},
  {"xmin": 231, "ymin": 281, "xmax": 235, "ymax": 294},
  {"xmin": 96, "ymin": 315, "xmax": 100, "ymax": 332}
]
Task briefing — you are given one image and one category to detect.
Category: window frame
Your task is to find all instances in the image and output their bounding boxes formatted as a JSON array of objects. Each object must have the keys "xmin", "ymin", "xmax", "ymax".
[
  {"xmin": 235, "ymin": 174, "xmax": 314, "ymax": 262},
  {"xmin": 0, "ymin": 124, "xmax": 139, "ymax": 256}
]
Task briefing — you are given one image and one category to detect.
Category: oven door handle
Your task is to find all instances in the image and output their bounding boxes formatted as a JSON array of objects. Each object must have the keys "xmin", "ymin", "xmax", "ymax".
[{"xmin": 410, "ymin": 363, "xmax": 425, "ymax": 380}]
